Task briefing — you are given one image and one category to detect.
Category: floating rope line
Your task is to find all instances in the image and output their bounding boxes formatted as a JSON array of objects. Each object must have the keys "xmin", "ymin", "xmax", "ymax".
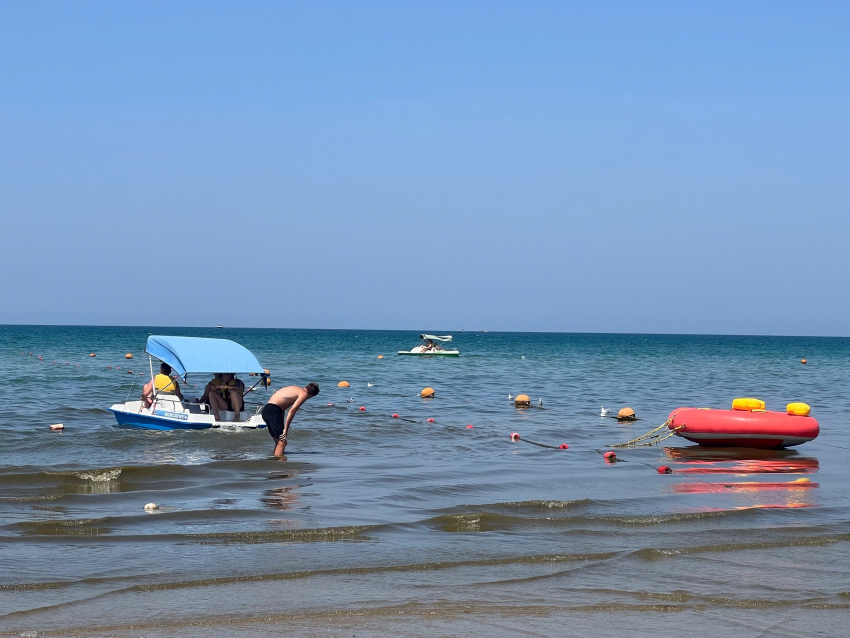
[
  {"xmin": 517, "ymin": 438, "xmax": 563, "ymax": 450},
  {"xmin": 609, "ymin": 420, "xmax": 682, "ymax": 448}
]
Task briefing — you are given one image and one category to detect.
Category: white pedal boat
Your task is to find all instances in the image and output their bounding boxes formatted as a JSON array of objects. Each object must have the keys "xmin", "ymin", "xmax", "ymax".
[
  {"xmin": 109, "ymin": 335, "xmax": 268, "ymax": 430},
  {"xmin": 398, "ymin": 334, "xmax": 460, "ymax": 356}
]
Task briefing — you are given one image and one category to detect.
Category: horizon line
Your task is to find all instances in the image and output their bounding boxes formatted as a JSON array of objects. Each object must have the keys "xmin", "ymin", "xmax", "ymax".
[{"xmin": 1, "ymin": 323, "xmax": 847, "ymax": 340}]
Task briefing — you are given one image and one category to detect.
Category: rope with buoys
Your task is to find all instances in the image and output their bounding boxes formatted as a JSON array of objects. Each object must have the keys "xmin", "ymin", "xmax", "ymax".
[{"xmin": 608, "ymin": 420, "xmax": 682, "ymax": 448}]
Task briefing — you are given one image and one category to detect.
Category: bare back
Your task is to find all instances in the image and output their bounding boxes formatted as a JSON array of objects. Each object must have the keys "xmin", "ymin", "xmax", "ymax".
[{"xmin": 268, "ymin": 385, "xmax": 308, "ymax": 410}]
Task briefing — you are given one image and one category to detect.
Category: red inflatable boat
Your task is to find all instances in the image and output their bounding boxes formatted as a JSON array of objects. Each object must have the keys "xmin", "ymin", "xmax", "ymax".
[{"xmin": 668, "ymin": 402, "xmax": 819, "ymax": 449}]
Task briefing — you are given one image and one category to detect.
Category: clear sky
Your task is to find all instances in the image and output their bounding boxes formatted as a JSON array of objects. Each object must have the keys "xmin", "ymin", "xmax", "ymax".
[{"xmin": 1, "ymin": 1, "xmax": 848, "ymax": 335}]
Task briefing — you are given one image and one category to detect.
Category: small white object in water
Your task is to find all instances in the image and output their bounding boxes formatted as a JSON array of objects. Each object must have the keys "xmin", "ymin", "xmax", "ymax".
[
  {"xmin": 508, "ymin": 394, "xmax": 513, "ymax": 401},
  {"xmin": 521, "ymin": 355, "xmax": 525, "ymax": 359},
  {"xmin": 538, "ymin": 398, "xmax": 543, "ymax": 408},
  {"xmin": 49, "ymin": 423, "xmax": 64, "ymax": 431},
  {"xmin": 144, "ymin": 503, "xmax": 159, "ymax": 511},
  {"xmin": 367, "ymin": 382, "xmax": 375, "ymax": 387},
  {"xmin": 600, "ymin": 407, "xmax": 609, "ymax": 417}
]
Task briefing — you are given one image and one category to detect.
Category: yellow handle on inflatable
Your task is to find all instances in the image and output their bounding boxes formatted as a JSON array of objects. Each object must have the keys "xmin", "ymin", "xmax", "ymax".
[
  {"xmin": 732, "ymin": 397, "xmax": 766, "ymax": 411},
  {"xmin": 786, "ymin": 402, "xmax": 811, "ymax": 416}
]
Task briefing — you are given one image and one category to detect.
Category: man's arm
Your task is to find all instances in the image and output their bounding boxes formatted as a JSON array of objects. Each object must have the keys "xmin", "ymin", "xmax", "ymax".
[
  {"xmin": 174, "ymin": 381, "xmax": 184, "ymax": 401},
  {"xmin": 282, "ymin": 394, "xmax": 308, "ymax": 436}
]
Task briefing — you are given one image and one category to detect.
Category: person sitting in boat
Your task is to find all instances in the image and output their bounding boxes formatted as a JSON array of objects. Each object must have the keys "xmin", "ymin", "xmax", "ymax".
[
  {"xmin": 199, "ymin": 373, "xmax": 244, "ymax": 422},
  {"xmin": 141, "ymin": 363, "xmax": 184, "ymax": 407},
  {"xmin": 423, "ymin": 339, "xmax": 436, "ymax": 352}
]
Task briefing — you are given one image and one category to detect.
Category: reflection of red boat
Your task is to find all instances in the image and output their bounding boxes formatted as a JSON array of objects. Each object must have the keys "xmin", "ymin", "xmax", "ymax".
[
  {"xmin": 673, "ymin": 479, "xmax": 818, "ymax": 493},
  {"xmin": 668, "ymin": 408, "xmax": 819, "ymax": 449},
  {"xmin": 672, "ymin": 459, "xmax": 819, "ymax": 474}
]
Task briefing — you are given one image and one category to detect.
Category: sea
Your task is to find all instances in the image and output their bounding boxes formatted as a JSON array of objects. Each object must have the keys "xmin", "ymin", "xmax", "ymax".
[{"xmin": 1, "ymin": 326, "xmax": 849, "ymax": 637}]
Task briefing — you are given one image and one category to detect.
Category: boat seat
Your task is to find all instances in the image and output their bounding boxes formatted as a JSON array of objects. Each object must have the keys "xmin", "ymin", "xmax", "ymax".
[
  {"xmin": 218, "ymin": 409, "xmax": 248, "ymax": 423},
  {"xmin": 151, "ymin": 394, "xmax": 185, "ymax": 414}
]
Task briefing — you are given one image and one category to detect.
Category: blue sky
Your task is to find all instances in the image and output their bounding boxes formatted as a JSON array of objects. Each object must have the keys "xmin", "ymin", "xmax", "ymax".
[{"xmin": 1, "ymin": 1, "xmax": 848, "ymax": 335}]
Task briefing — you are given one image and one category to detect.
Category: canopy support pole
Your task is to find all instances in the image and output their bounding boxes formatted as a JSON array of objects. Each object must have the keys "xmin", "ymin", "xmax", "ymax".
[{"xmin": 148, "ymin": 354, "xmax": 157, "ymax": 412}]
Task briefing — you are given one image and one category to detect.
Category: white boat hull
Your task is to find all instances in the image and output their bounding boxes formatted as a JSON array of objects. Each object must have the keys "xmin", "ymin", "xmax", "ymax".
[{"xmin": 398, "ymin": 349, "xmax": 460, "ymax": 356}]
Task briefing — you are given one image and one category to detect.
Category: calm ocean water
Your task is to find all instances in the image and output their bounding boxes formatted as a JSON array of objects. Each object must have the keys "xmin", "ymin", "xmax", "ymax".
[{"xmin": 1, "ymin": 325, "xmax": 849, "ymax": 637}]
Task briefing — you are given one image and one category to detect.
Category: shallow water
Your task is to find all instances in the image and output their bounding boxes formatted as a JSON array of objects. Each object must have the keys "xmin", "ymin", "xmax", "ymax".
[{"xmin": 1, "ymin": 326, "xmax": 849, "ymax": 637}]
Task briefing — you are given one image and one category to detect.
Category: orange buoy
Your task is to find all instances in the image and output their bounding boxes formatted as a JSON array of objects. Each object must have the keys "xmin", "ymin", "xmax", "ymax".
[
  {"xmin": 89, "ymin": 353, "xmax": 96, "ymax": 357},
  {"xmin": 125, "ymin": 354, "xmax": 133, "ymax": 359},
  {"xmin": 420, "ymin": 387, "xmax": 435, "ymax": 398},
  {"xmin": 617, "ymin": 407, "xmax": 636, "ymax": 421},
  {"xmin": 514, "ymin": 394, "xmax": 531, "ymax": 407},
  {"xmin": 801, "ymin": 359, "xmax": 807, "ymax": 365},
  {"xmin": 377, "ymin": 355, "xmax": 384, "ymax": 359},
  {"xmin": 338, "ymin": 381, "xmax": 350, "ymax": 388}
]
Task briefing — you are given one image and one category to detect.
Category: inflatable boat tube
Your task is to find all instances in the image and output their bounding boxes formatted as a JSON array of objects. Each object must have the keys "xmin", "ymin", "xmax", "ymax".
[{"xmin": 668, "ymin": 407, "xmax": 819, "ymax": 449}]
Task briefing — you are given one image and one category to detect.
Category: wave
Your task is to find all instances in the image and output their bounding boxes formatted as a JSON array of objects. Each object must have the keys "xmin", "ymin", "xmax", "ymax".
[
  {"xmin": 423, "ymin": 506, "xmax": 762, "ymax": 532},
  {"xmin": 473, "ymin": 498, "xmax": 594, "ymax": 511},
  {"xmin": 1, "ymin": 549, "xmax": 619, "ymax": 597},
  {"xmin": 631, "ymin": 533, "xmax": 850, "ymax": 560},
  {"xmin": 0, "ymin": 523, "xmax": 378, "ymax": 544},
  {"xmin": 49, "ymin": 469, "xmax": 122, "ymax": 482}
]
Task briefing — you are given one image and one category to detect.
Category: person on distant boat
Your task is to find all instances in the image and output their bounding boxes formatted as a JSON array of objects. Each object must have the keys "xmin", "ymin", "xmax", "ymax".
[
  {"xmin": 423, "ymin": 339, "xmax": 436, "ymax": 352},
  {"xmin": 261, "ymin": 383, "xmax": 320, "ymax": 456},
  {"xmin": 141, "ymin": 363, "xmax": 184, "ymax": 407},
  {"xmin": 201, "ymin": 373, "xmax": 244, "ymax": 422}
]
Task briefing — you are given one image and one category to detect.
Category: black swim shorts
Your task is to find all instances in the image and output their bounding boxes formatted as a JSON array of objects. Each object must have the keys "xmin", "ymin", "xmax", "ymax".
[{"xmin": 261, "ymin": 403, "xmax": 286, "ymax": 443}]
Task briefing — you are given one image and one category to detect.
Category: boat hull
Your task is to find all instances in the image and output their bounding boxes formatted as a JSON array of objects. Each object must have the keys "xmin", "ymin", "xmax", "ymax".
[
  {"xmin": 109, "ymin": 408, "xmax": 212, "ymax": 430},
  {"xmin": 398, "ymin": 350, "xmax": 460, "ymax": 356},
  {"xmin": 668, "ymin": 407, "xmax": 819, "ymax": 449},
  {"xmin": 109, "ymin": 402, "xmax": 266, "ymax": 431}
]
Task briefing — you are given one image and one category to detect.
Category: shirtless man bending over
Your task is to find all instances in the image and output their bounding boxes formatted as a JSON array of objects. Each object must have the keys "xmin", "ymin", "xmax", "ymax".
[{"xmin": 261, "ymin": 383, "xmax": 320, "ymax": 456}]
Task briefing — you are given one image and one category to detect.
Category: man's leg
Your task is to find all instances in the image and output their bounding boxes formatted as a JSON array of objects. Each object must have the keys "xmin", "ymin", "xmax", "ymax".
[
  {"xmin": 261, "ymin": 404, "xmax": 286, "ymax": 457},
  {"xmin": 274, "ymin": 430, "xmax": 286, "ymax": 457}
]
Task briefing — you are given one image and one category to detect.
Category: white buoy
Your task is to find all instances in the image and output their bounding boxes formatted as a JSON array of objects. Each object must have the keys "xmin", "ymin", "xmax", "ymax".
[
  {"xmin": 508, "ymin": 394, "xmax": 513, "ymax": 401},
  {"xmin": 600, "ymin": 407, "xmax": 609, "ymax": 417},
  {"xmin": 367, "ymin": 382, "xmax": 375, "ymax": 387},
  {"xmin": 49, "ymin": 423, "xmax": 64, "ymax": 431},
  {"xmin": 538, "ymin": 398, "xmax": 543, "ymax": 408},
  {"xmin": 144, "ymin": 503, "xmax": 159, "ymax": 511}
]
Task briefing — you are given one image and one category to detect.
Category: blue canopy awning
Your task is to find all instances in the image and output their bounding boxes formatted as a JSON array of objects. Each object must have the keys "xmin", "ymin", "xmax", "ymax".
[{"xmin": 145, "ymin": 336, "xmax": 265, "ymax": 378}]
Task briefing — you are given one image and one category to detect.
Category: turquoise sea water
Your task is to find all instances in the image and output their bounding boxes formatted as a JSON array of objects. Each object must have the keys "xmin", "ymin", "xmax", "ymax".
[{"xmin": 1, "ymin": 326, "xmax": 849, "ymax": 637}]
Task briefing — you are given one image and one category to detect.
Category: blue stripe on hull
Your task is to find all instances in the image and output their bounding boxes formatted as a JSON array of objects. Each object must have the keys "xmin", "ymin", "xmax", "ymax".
[{"xmin": 109, "ymin": 409, "xmax": 211, "ymax": 430}]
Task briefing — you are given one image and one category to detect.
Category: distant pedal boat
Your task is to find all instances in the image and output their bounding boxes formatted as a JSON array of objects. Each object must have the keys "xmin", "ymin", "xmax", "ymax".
[
  {"xmin": 398, "ymin": 334, "xmax": 460, "ymax": 356},
  {"xmin": 108, "ymin": 335, "xmax": 267, "ymax": 430}
]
